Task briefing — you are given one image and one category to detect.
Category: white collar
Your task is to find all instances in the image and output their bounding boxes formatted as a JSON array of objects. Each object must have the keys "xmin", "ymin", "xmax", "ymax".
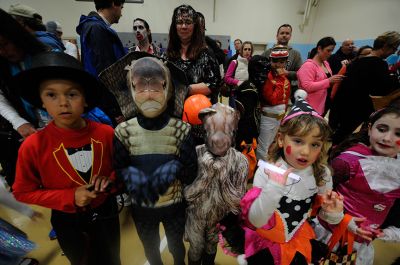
[
  {"xmin": 360, "ymin": 155, "xmax": 400, "ymax": 193},
  {"xmin": 98, "ymin": 13, "xmax": 111, "ymax": 26}
]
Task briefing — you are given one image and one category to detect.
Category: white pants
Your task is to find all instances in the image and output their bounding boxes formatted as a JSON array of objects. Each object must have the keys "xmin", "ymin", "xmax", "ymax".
[{"xmin": 256, "ymin": 104, "xmax": 286, "ymax": 160}]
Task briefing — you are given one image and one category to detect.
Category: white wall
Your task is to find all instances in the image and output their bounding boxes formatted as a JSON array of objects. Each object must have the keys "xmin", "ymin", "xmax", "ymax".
[
  {"xmin": 1, "ymin": 0, "xmax": 399, "ymax": 44},
  {"xmin": 309, "ymin": 0, "xmax": 400, "ymax": 42}
]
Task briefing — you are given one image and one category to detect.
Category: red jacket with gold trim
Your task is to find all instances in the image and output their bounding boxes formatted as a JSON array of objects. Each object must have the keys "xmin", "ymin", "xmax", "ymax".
[
  {"xmin": 13, "ymin": 120, "xmax": 115, "ymax": 213},
  {"xmin": 261, "ymin": 71, "xmax": 291, "ymax": 106}
]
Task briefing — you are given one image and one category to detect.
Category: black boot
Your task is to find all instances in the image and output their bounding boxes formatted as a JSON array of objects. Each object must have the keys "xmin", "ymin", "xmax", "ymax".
[
  {"xmin": 201, "ymin": 252, "xmax": 216, "ymax": 265},
  {"xmin": 188, "ymin": 257, "xmax": 201, "ymax": 265}
]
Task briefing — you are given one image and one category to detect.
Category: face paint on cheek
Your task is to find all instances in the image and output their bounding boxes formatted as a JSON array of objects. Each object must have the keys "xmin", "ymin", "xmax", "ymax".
[
  {"xmin": 396, "ymin": 140, "xmax": 400, "ymax": 146},
  {"xmin": 285, "ymin": 146, "xmax": 291, "ymax": 155}
]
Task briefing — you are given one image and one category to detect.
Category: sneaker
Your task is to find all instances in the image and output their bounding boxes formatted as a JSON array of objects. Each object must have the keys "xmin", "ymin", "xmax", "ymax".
[
  {"xmin": 0, "ymin": 175, "xmax": 10, "ymax": 191},
  {"xmin": 48, "ymin": 228, "xmax": 57, "ymax": 240},
  {"xmin": 19, "ymin": 258, "xmax": 39, "ymax": 265},
  {"xmin": 117, "ymin": 193, "xmax": 132, "ymax": 207}
]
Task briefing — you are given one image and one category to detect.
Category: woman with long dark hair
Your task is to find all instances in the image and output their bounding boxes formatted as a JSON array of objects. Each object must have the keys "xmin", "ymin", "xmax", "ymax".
[{"xmin": 166, "ymin": 4, "xmax": 220, "ymax": 104}]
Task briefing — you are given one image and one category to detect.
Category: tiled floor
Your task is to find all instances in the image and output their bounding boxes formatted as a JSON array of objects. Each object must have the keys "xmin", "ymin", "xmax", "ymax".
[{"xmin": 1, "ymin": 201, "xmax": 399, "ymax": 265}]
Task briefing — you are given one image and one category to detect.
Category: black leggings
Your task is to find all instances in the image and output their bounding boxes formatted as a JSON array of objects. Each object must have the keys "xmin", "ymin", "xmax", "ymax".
[
  {"xmin": 0, "ymin": 130, "xmax": 21, "ymax": 187},
  {"xmin": 132, "ymin": 202, "xmax": 186, "ymax": 265},
  {"xmin": 51, "ymin": 197, "xmax": 121, "ymax": 265}
]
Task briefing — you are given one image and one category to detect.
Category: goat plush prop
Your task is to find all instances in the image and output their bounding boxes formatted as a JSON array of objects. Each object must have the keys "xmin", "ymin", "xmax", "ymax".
[{"xmin": 184, "ymin": 103, "xmax": 248, "ymax": 264}]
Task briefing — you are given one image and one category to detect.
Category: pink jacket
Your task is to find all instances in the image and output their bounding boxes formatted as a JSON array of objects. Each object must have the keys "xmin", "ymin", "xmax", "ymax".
[
  {"xmin": 224, "ymin": 60, "xmax": 240, "ymax": 86},
  {"xmin": 297, "ymin": 59, "xmax": 332, "ymax": 114}
]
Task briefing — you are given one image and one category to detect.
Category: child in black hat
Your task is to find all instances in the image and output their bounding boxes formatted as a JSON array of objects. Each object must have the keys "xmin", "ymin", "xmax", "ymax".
[{"xmin": 12, "ymin": 51, "xmax": 121, "ymax": 265}]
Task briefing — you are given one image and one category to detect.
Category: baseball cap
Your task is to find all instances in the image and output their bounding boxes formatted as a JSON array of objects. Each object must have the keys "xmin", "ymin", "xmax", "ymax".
[
  {"xmin": 8, "ymin": 3, "xmax": 37, "ymax": 19},
  {"xmin": 46, "ymin": 21, "xmax": 62, "ymax": 34}
]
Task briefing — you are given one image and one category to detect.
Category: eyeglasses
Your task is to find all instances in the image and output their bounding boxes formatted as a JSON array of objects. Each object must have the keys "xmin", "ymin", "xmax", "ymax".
[
  {"xmin": 132, "ymin": 78, "xmax": 166, "ymax": 93},
  {"xmin": 243, "ymin": 48, "xmax": 252, "ymax": 51},
  {"xmin": 133, "ymin": 25, "xmax": 145, "ymax": 31},
  {"xmin": 176, "ymin": 18, "xmax": 193, "ymax": 25}
]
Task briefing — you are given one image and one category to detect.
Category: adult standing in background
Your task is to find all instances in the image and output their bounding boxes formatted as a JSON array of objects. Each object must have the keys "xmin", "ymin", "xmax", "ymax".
[
  {"xmin": 166, "ymin": 4, "xmax": 220, "ymax": 104},
  {"xmin": 329, "ymin": 45, "xmax": 373, "ymax": 101},
  {"xmin": 328, "ymin": 38, "xmax": 356, "ymax": 75},
  {"xmin": 46, "ymin": 21, "xmax": 79, "ymax": 59},
  {"xmin": 129, "ymin": 18, "xmax": 162, "ymax": 56},
  {"xmin": 297, "ymin": 36, "xmax": 344, "ymax": 115},
  {"xmin": 262, "ymin": 24, "xmax": 302, "ymax": 101},
  {"xmin": 76, "ymin": 0, "xmax": 126, "ymax": 125},
  {"xmin": 8, "ymin": 3, "xmax": 65, "ymax": 52},
  {"xmin": 197, "ymin": 12, "xmax": 226, "ymax": 72},
  {"xmin": 329, "ymin": 31, "xmax": 400, "ymax": 145},
  {"xmin": 232, "ymin": 39, "xmax": 242, "ymax": 60},
  {"xmin": 225, "ymin": 38, "xmax": 242, "ymax": 71},
  {"xmin": 0, "ymin": 9, "xmax": 48, "ymax": 186}
]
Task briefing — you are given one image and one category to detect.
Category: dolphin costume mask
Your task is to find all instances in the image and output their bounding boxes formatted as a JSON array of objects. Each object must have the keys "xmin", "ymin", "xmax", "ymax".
[{"xmin": 126, "ymin": 57, "xmax": 173, "ymax": 118}]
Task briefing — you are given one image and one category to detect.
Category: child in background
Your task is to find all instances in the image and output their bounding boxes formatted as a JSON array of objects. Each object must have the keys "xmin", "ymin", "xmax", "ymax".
[
  {"xmin": 241, "ymin": 99, "xmax": 344, "ymax": 265},
  {"xmin": 256, "ymin": 45, "xmax": 291, "ymax": 160},
  {"xmin": 12, "ymin": 51, "xmax": 121, "ymax": 265},
  {"xmin": 325, "ymin": 105, "xmax": 400, "ymax": 265}
]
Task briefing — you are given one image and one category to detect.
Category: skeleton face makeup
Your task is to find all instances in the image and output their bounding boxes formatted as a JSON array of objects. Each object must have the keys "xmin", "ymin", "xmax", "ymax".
[
  {"xmin": 127, "ymin": 57, "xmax": 172, "ymax": 118},
  {"xmin": 133, "ymin": 20, "xmax": 148, "ymax": 42}
]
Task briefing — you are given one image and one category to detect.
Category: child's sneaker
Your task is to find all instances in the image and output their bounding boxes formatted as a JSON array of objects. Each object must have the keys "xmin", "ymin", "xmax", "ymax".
[
  {"xmin": 0, "ymin": 175, "xmax": 10, "ymax": 191},
  {"xmin": 19, "ymin": 258, "xmax": 39, "ymax": 265},
  {"xmin": 48, "ymin": 229, "xmax": 57, "ymax": 240}
]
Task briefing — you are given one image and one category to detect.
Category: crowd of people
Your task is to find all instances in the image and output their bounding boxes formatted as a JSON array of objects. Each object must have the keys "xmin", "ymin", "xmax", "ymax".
[{"xmin": 0, "ymin": 1, "xmax": 399, "ymax": 265}]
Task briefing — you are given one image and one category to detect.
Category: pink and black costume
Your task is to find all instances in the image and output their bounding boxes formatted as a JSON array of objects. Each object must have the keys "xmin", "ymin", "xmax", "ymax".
[
  {"xmin": 241, "ymin": 158, "xmax": 333, "ymax": 265},
  {"xmin": 325, "ymin": 143, "xmax": 400, "ymax": 265}
]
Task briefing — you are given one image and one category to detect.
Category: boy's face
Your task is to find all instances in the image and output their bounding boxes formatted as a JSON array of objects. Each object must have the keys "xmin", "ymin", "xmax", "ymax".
[
  {"xmin": 270, "ymin": 58, "xmax": 287, "ymax": 70},
  {"xmin": 39, "ymin": 79, "xmax": 87, "ymax": 129}
]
